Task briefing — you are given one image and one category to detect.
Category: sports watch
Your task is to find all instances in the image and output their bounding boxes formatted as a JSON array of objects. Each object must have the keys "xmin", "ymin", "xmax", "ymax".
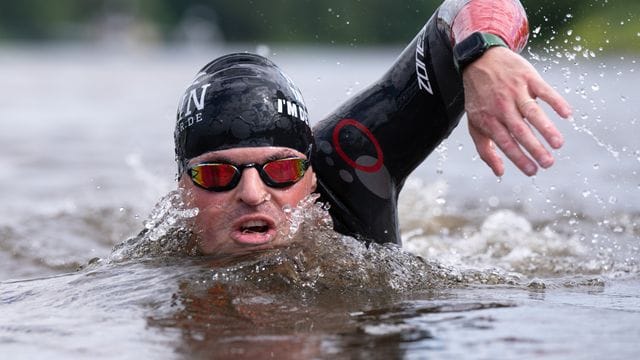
[{"xmin": 453, "ymin": 32, "xmax": 507, "ymax": 72}]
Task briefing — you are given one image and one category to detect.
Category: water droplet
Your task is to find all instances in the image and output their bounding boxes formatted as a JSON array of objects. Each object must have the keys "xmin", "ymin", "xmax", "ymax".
[
  {"xmin": 608, "ymin": 196, "xmax": 617, "ymax": 204},
  {"xmin": 255, "ymin": 44, "xmax": 270, "ymax": 57},
  {"xmin": 328, "ymin": 8, "xmax": 333, "ymax": 12},
  {"xmin": 533, "ymin": 26, "xmax": 541, "ymax": 35},
  {"xmin": 119, "ymin": 207, "xmax": 125, "ymax": 212},
  {"xmin": 613, "ymin": 226, "xmax": 624, "ymax": 233},
  {"xmin": 582, "ymin": 190, "xmax": 591, "ymax": 198},
  {"xmin": 566, "ymin": 29, "xmax": 573, "ymax": 36},
  {"xmin": 593, "ymin": 163, "xmax": 600, "ymax": 169},
  {"xmin": 566, "ymin": 14, "xmax": 573, "ymax": 19}
]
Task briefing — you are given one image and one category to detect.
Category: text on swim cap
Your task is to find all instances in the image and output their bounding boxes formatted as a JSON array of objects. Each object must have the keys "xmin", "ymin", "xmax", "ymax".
[
  {"xmin": 176, "ymin": 84, "xmax": 210, "ymax": 133},
  {"xmin": 178, "ymin": 84, "xmax": 210, "ymax": 119},
  {"xmin": 276, "ymin": 98, "xmax": 309, "ymax": 125}
]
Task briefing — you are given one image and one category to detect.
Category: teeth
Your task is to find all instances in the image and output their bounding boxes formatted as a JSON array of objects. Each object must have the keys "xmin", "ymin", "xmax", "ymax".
[
  {"xmin": 240, "ymin": 220, "xmax": 270, "ymax": 233},
  {"xmin": 242, "ymin": 220, "xmax": 267, "ymax": 228}
]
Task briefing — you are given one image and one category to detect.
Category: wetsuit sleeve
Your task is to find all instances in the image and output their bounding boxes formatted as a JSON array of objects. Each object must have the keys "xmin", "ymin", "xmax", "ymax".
[
  {"xmin": 311, "ymin": 0, "xmax": 529, "ymax": 245},
  {"xmin": 443, "ymin": 0, "xmax": 528, "ymax": 51}
]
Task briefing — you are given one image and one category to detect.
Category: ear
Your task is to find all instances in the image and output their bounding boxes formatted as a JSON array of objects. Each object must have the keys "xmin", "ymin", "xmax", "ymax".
[{"xmin": 308, "ymin": 167, "xmax": 317, "ymax": 192}]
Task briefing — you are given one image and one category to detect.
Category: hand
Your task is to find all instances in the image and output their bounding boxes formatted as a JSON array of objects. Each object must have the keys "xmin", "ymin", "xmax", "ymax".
[{"xmin": 462, "ymin": 46, "xmax": 572, "ymax": 176}]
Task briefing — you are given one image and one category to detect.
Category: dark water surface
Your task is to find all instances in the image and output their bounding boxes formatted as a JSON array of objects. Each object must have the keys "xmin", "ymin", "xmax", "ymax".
[{"xmin": 1, "ymin": 43, "xmax": 639, "ymax": 359}]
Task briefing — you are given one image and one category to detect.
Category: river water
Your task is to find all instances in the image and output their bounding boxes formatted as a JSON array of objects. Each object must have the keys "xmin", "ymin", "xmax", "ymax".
[{"xmin": 0, "ymin": 43, "xmax": 639, "ymax": 359}]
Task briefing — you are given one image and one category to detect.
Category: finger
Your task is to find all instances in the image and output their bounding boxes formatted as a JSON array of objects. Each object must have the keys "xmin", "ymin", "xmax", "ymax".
[
  {"xmin": 484, "ymin": 115, "xmax": 539, "ymax": 176},
  {"xmin": 511, "ymin": 102, "xmax": 556, "ymax": 169},
  {"xmin": 519, "ymin": 98, "xmax": 564, "ymax": 150},
  {"xmin": 529, "ymin": 76, "xmax": 573, "ymax": 119},
  {"xmin": 469, "ymin": 123, "xmax": 504, "ymax": 176}
]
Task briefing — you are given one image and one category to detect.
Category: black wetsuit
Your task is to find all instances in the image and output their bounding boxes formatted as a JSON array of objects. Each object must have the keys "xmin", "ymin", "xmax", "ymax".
[{"xmin": 312, "ymin": 13, "xmax": 464, "ymax": 245}]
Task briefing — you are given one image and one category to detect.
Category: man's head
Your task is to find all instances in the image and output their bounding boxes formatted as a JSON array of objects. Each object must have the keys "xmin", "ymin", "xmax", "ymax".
[{"xmin": 174, "ymin": 53, "xmax": 316, "ymax": 255}]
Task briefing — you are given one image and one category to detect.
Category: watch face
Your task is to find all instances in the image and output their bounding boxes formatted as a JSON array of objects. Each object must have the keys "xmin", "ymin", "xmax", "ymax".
[
  {"xmin": 455, "ymin": 32, "xmax": 487, "ymax": 65},
  {"xmin": 454, "ymin": 32, "xmax": 503, "ymax": 71}
]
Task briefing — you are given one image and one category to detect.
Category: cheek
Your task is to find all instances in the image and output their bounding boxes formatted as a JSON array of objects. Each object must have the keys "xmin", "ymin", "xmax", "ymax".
[
  {"xmin": 193, "ymin": 204, "xmax": 224, "ymax": 231},
  {"xmin": 180, "ymin": 176, "xmax": 224, "ymax": 209},
  {"xmin": 274, "ymin": 175, "xmax": 316, "ymax": 206}
]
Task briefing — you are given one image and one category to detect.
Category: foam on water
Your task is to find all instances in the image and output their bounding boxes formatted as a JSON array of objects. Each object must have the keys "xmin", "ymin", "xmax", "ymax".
[{"xmin": 399, "ymin": 178, "xmax": 639, "ymax": 288}]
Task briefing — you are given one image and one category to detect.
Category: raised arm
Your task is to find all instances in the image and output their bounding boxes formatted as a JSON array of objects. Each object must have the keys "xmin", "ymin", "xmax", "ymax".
[{"xmin": 312, "ymin": 0, "xmax": 567, "ymax": 244}]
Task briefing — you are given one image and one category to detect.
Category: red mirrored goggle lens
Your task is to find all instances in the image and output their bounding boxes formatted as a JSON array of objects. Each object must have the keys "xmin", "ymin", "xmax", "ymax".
[
  {"xmin": 189, "ymin": 163, "xmax": 239, "ymax": 190},
  {"xmin": 262, "ymin": 158, "xmax": 308, "ymax": 184},
  {"xmin": 189, "ymin": 158, "xmax": 309, "ymax": 191}
]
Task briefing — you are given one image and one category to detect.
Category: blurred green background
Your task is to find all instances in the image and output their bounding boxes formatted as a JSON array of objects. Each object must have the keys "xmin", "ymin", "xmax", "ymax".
[{"xmin": 0, "ymin": 0, "xmax": 638, "ymax": 52}]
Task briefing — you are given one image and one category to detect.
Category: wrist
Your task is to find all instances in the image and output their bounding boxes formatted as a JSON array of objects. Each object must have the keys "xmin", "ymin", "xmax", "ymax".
[{"xmin": 453, "ymin": 32, "xmax": 508, "ymax": 73}]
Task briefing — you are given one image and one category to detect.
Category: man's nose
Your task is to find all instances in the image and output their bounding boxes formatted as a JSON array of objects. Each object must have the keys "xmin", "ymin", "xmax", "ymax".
[{"xmin": 235, "ymin": 168, "xmax": 269, "ymax": 206}]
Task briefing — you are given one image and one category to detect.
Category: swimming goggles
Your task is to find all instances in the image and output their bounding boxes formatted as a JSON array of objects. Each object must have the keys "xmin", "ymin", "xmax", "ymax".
[{"xmin": 188, "ymin": 157, "xmax": 310, "ymax": 192}]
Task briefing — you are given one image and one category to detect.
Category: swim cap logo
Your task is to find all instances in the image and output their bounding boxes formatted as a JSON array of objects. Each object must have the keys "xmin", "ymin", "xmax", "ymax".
[
  {"xmin": 415, "ymin": 26, "xmax": 434, "ymax": 95},
  {"xmin": 276, "ymin": 98, "xmax": 309, "ymax": 125},
  {"xmin": 176, "ymin": 83, "xmax": 211, "ymax": 133}
]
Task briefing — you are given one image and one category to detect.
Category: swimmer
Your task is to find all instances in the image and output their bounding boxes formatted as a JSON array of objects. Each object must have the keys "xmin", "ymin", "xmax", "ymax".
[{"xmin": 174, "ymin": 0, "xmax": 572, "ymax": 255}]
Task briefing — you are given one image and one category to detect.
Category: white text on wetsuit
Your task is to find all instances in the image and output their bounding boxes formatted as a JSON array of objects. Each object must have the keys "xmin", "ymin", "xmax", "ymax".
[
  {"xmin": 176, "ymin": 84, "xmax": 210, "ymax": 132},
  {"xmin": 415, "ymin": 26, "xmax": 434, "ymax": 95}
]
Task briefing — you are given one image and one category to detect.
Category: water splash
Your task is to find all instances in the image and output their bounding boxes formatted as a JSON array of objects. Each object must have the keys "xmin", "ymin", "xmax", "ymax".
[
  {"xmin": 571, "ymin": 120, "xmax": 620, "ymax": 160},
  {"xmin": 108, "ymin": 190, "xmax": 198, "ymax": 262},
  {"xmin": 282, "ymin": 193, "xmax": 331, "ymax": 238}
]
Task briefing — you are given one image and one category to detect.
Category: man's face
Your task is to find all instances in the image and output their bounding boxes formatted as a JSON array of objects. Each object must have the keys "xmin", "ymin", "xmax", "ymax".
[{"xmin": 179, "ymin": 146, "xmax": 316, "ymax": 255}]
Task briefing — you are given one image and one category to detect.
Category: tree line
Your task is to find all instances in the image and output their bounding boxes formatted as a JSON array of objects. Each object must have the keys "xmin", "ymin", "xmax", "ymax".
[{"xmin": 0, "ymin": 0, "xmax": 637, "ymax": 52}]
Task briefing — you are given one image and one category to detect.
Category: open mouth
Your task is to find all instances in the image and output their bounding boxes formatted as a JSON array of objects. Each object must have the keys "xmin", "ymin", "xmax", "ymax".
[
  {"xmin": 240, "ymin": 220, "xmax": 270, "ymax": 234},
  {"xmin": 231, "ymin": 217, "xmax": 276, "ymax": 246}
]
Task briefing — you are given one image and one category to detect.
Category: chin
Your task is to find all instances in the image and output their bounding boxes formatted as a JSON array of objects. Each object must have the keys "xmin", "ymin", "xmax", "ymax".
[{"xmin": 196, "ymin": 229, "xmax": 290, "ymax": 256}]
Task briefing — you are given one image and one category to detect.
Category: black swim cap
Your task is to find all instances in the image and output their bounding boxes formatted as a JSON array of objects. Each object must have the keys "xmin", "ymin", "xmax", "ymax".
[{"xmin": 174, "ymin": 53, "xmax": 313, "ymax": 173}]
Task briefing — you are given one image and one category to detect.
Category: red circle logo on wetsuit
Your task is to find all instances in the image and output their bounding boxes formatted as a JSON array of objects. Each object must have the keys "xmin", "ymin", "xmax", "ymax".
[{"xmin": 331, "ymin": 119, "xmax": 384, "ymax": 173}]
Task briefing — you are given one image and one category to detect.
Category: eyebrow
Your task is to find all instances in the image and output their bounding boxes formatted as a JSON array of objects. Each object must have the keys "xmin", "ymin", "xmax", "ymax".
[
  {"xmin": 192, "ymin": 149, "xmax": 302, "ymax": 165},
  {"xmin": 264, "ymin": 150, "xmax": 300, "ymax": 162}
]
